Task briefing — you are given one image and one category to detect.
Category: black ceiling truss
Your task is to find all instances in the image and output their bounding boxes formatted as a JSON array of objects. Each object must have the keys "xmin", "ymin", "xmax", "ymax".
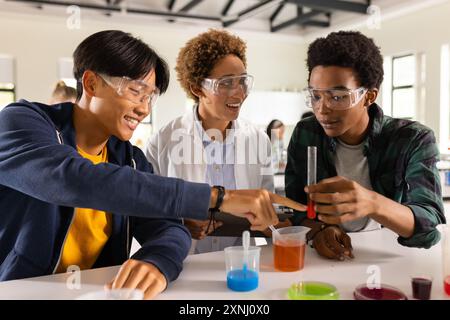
[
  {"xmin": 106, "ymin": 0, "xmax": 123, "ymax": 5},
  {"xmin": 221, "ymin": 0, "xmax": 234, "ymax": 16},
  {"xmin": 271, "ymin": 8, "xmax": 328, "ymax": 33},
  {"xmin": 6, "ymin": 0, "xmax": 220, "ymax": 21},
  {"xmin": 178, "ymin": 0, "xmax": 204, "ymax": 13},
  {"xmin": 166, "ymin": 0, "xmax": 176, "ymax": 22},
  {"xmin": 166, "ymin": 0, "xmax": 204, "ymax": 22},
  {"xmin": 269, "ymin": 2, "xmax": 285, "ymax": 23},
  {"xmin": 269, "ymin": 0, "xmax": 368, "ymax": 32},
  {"xmin": 104, "ymin": 0, "xmax": 123, "ymax": 16},
  {"xmin": 6, "ymin": 0, "xmax": 371, "ymax": 33},
  {"xmin": 222, "ymin": 0, "xmax": 279, "ymax": 28},
  {"xmin": 167, "ymin": 0, "xmax": 176, "ymax": 11},
  {"xmin": 286, "ymin": 0, "xmax": 370, "ymax": 14}
]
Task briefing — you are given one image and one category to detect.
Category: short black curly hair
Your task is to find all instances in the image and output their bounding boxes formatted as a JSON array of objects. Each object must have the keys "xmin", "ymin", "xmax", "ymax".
[{"xmin": 307, "ymin": 31, "xmax": 384, "ymax": 89}]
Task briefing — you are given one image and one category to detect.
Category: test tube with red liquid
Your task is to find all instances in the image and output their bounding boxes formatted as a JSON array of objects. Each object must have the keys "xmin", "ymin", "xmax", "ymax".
[
  {"xmin": 445, "ymin": 276, "xmax": 450, "ymax": 296},
  {"xmin": 307, "ymin": 146, "xmax": 317, "ymax": 219},
  {"xmin": 442, "ymin": 225, "xmax": 450, "ymax": 296}
]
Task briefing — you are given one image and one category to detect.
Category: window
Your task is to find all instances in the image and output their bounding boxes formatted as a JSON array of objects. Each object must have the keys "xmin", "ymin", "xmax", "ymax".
[
  {"xmin": 382, "ymin": 54, "xmax": 417, "ymax": 119},
  {"xmin": 440, "ymin": 44, "xmax": 450, "ymax": 154},
  {"xmin": 58, "ymin": 57, "xmax": 77, "ymax": 89},
  {"xmin": 0, "ymin": 83, "xmax": 15, "ymax": 111},
  {"xmin": 391, "ymin": 54, "xmax": 416, "ymax": 119},
  {"xmin": 0, "ymin": 55, "xmax": 15, "ymax": 111}
]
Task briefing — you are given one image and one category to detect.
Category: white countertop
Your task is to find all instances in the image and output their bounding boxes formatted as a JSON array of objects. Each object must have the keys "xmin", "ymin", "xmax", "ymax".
[{"xmin": 0, "ymin": 228, "xmax": 449, "ymax": 300}]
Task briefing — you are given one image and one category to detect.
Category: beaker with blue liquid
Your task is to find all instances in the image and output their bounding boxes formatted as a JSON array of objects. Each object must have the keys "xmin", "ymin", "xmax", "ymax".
[{"xmin": 224, "ymin": 236, "xmax": 261, "ymax": 292}]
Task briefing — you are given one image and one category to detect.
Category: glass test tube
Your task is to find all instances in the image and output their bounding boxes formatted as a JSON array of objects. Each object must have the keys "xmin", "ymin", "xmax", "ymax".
[
  {"xmin": 307, "ymin": 146, "xmax": 317, "ymax": 186},
  {"xmin": 307, "ymin": 146, "xmax": 317, "ymax": 219}
]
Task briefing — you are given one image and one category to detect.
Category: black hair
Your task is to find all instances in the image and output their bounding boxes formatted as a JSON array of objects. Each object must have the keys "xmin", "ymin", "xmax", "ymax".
[
  {"xmin": 266, "ymin": 119, "xmax": 284, "ymax": 141},
  {"xmin": 73, "ymin": 30, "xmax": 170, "ymax": 101},
  {"xmin": 301, "ymin": 111, "xmax": 315, "ymax": 120},
  {"xmin": 307, "ymin": 31, "xmax": 384, "ymax": 89}
]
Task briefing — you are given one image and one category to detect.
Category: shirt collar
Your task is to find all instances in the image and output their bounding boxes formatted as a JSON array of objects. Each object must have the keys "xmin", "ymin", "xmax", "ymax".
[
  {"xmin": 326, "ymin": 103, "xmax": 384, "ymax": 156},
  {"xmin": 193, "ymin": 104, "xmax": 236, "ymax": 145}
]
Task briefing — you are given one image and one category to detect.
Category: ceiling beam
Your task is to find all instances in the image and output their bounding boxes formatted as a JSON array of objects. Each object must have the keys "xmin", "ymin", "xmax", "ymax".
[
  {"xmin": 178, "ymin": 0, "xmax": 203, "ymax": 12},
  {"xmin": 5, "ymin": 0, "xmax": 220, "ymax": 21},
  {"xmin": 221, "ymin": 0, "xmax": 234, "ymax": 16},
  {"xmin": 167, "ymin": 0, "xmax": 176, "ymax": 11},
  {"xmin": 129, "ymin": 6, "xmax": 218, "ymax": 21},
  {"xmin": 6, "ymin": 0, "xmax": 121, "ymax": 11},
  {"xmin": 271, "ymin": 9, "xmax": 323, "ymax": 33},
  {"xmin": 167, "ymin": 0, "xmax": 176, "ymax": 22},
  {"xmin": 286, "ymin": 0, "xmax": 369, "ymax": 14},
  {"xmin": 223, "ymin": 0, "xmax": 279, "ymax": 28},
  {"xmin": 106, "ymin": 0, "xmax": 123, "ymax": 5},
  {"xmin": 297, "ymin": 7, "xmax": 331, "ymax": 28},
  {"xmin": 269, "ymin": 2, "xmax": 285, "ymax": 23},
  {"xmin": 302, "ymin": 20, "xmax": 330, "ymax": 27}
]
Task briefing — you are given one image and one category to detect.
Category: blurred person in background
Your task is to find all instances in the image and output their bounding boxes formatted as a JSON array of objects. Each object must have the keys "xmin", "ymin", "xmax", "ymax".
[
  {"xmin": 266, "ymin": 119, "xmax": 286, "ymax": 173},
  {"xmin": 49, "ymin": 80, "xmax": 77, "ymax": 104}
]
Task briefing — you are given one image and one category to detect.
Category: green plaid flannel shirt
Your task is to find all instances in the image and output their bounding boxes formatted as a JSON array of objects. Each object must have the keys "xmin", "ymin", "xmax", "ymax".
[{"xmin": 285, "ymin": 103, "xmax": 446, "ymax": 248}]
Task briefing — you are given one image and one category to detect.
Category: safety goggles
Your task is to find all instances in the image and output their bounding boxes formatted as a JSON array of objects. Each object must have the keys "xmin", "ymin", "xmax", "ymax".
[
  {"xmin": 303, "ymin": 86, "xmax": 367, "ymax": 110},
  {"xmin": 201, "ymin": 74, "xmax": 254, "ymax": 97},
  {"xmin": 98, "ymin": 73, "xmax": 160, "ymax": 108}
]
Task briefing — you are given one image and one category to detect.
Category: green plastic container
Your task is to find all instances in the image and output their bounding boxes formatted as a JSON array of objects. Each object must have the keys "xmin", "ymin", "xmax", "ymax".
[{"xmin": 288, "ymin": 281, "xmax": 340, "ymax": 300}]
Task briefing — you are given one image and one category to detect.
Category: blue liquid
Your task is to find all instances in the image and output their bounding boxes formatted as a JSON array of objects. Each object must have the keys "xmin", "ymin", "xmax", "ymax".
[{"xmin": 226, "ymin": 268, "xmax": 259, "ymax": 292}]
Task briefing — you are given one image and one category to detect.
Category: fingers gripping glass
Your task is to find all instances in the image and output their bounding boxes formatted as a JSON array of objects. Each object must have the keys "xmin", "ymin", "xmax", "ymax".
[
  {"xmin": 98, "ymin": 74, "xmax": 160, "ymax": 107},
  {"xmin": 201, "ymin": 75, "xmax": 254, "ymax": 97},
  {"xmin": 303, "ymin": 87, "xmax": 367, "ymax": 110}
]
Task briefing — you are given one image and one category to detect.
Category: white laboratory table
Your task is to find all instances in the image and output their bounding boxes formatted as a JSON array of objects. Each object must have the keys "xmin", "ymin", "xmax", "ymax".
[{"xmin": 0, "ymin": 228, "xmax": 449, "ymax": 300}]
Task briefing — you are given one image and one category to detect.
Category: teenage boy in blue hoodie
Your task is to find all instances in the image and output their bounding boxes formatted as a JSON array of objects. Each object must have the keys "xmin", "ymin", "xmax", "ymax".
[{"xmin": 0, "ymin": 30, "xmax": 303, "ymax": 299}]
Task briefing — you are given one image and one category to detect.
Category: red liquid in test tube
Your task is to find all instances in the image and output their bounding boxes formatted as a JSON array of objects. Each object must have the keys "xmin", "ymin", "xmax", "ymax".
[
  {"xmin": 307, "ymin": 199, "xmax": 316, "ymax": 219},
  {"xmin": 307, "ymin": 146, "xmax": 317, "ymax": 219},
  {"xmin": 445, "ymin": 276, "xmax": 450, "ymax": 296}
]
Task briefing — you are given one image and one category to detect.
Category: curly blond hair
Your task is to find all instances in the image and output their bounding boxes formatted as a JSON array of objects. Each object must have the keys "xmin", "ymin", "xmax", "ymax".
[{"xmin": 175, "ymin": 28, "xmax": 247, "ymax": 102}]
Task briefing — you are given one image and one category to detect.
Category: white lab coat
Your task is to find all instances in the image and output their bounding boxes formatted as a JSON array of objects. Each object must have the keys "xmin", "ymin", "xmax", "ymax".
[
  {"xmin": 145, "ymin": 108, "xmax": 274, "ymax": 252},
  {"xmin": 146, "ymin": 108, "xmax": 274, "ymax": 190}
]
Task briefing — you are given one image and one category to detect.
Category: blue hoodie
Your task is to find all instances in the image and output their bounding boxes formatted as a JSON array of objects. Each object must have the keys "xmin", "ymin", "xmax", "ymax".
[{"xmin": 0, "ymin": 100, "xmax": 211, "ymax": 282}]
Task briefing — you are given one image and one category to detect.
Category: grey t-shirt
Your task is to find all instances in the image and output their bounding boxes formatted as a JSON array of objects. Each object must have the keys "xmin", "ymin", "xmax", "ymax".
[{"xmin": 334, "ymin": 139, "xmax": 381, "ymax": 232}]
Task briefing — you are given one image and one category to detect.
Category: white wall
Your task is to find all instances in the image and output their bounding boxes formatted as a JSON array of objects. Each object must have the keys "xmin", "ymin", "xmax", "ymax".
[
  {"xmin": 299, "ymin": 0, "xmax": 450, "ymax": 146},
  {"xmin": 0, "ymin": 10, "xmax": 307, "ymax": 131}
]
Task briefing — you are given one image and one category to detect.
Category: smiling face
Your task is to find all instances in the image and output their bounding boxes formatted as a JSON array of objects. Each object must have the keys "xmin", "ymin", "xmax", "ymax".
[
  {"xmin": 90, "ymin": 70, "xmax": 156, "ymax": 141},
  {"xmin": 309, "ymin": 65, "xmax": 373, "ymax": 145},
  {"xmin": 197, "ymin": 54, "xmax": 248, "ymax": 123}
]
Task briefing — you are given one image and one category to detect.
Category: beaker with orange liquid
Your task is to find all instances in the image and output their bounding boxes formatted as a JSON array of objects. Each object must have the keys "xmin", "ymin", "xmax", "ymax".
[{"xmin": 272, "ymin": 226, "xmax": 310, "ymax": 272}]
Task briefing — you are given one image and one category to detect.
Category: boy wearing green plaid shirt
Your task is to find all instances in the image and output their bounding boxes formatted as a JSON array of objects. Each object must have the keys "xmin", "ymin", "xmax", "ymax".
[{"xmin": 281, "ymin": 31, "xmax": 446, "ymax": 260}]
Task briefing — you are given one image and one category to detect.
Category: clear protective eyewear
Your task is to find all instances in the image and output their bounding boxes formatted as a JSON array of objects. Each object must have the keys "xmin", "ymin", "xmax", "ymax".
[
  {"xmin": 98, "ymin": 73, "xmax": 160, "ymax": 108},
  {"xmin": 303, "ymin": 86, "xmax": 368, "ymax": 110},
  {"xmin": 201, "ymin": 74, "xmax": 254, "ymax": 97}
]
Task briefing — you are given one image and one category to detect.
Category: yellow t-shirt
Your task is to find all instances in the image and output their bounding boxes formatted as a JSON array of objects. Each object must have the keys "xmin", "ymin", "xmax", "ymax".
[{"xmin": 56, "ymin": 145, "xmax": 112, "ymax": 273}]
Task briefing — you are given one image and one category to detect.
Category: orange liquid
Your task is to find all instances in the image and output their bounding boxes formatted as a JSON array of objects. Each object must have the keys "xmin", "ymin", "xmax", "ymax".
[{"xmin": 273, "ymin": 241, "xmax": 305, "ymax": 272}]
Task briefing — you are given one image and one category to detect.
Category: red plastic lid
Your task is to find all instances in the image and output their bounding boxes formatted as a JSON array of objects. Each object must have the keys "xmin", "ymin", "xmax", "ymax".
[{"xmin": 353, "ymin": 284, "xmax": 407, "ymax": 300}]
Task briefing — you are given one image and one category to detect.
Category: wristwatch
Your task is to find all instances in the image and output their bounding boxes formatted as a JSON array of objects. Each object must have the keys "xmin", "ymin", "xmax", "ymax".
[
  {"xmin": 207, "ymin": 186, "xmax": 225, "ymax": 234},
  {"xmin": 211, "ymin": 185, "xmax": 225, "ymax": 212}
]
